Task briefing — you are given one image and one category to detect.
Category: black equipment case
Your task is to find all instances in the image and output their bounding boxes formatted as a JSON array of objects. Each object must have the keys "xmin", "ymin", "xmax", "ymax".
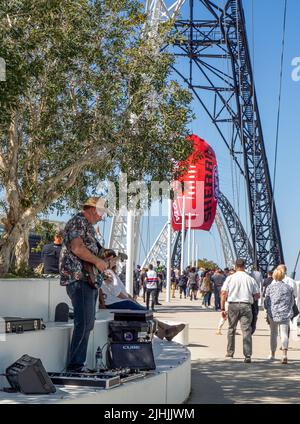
[
  {"xmin": 113, "ymin": 310, "xmax": 153, "ymax": 322},
  {"xmin": 48, "ymin": 372, "xmax": 120, "ymax": 390},
  {"xmin": 108, "ymin": 320, "xmax": 155, "ymax": 342},
  {"xmin": 2, "ymin": 317, "xmax": 45, "ymax": 333}
]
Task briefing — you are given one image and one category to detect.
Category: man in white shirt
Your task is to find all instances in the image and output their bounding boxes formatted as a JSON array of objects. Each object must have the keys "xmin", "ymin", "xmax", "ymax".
[
  {"xmin": 145, "ymin": 264, "xmax": 159, "ymax": 311},
  {"xmin": 221, "ymin": 258, "xmax": 260, "ymax": 363}
]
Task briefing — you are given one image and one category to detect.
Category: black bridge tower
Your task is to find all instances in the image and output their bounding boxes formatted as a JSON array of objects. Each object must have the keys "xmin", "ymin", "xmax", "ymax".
[{"xmin": 168, "ymin": 0, "xmax": 284, "ymax": 273}]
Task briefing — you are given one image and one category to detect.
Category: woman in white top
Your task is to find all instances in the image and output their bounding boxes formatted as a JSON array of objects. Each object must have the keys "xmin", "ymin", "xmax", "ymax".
[
  {"xmin": 101, "ymin": 268, "xmax": 146, "ymax": 310},
  {"xmin": 264, "ymin": 267, "xmax": 294, "ymax": 364}
]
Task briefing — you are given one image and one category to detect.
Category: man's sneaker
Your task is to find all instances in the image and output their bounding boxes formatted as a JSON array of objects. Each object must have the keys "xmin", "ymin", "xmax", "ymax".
[
  {"xmin": 225, "ymin": 353, "xmax": 233, "ymax": 358},
  {"xmin": 244, "ymin": 356, "xmax": 251, "ymax": 363},
  {"xmin": 165, "ymin": 323, "xmax": 185, "ymax": 341},
  {"xmin": 267, "ymin": 354, "xmax": 275, "ymax": 361},
  {"xmin": 281, "ymin": 356, "xmax": 288, "ymax": 364},
  {"xmin": 216, "ymin": 330, "xmax": 222, "ymax": 335}
]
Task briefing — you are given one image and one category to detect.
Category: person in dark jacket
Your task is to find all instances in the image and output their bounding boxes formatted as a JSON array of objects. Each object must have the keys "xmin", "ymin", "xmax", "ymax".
[
  {"xmin": 262, "ymin": 270, "xmax": 274, "ymax": 297},
  {"xmin": 41, "ymin": 231, "xmax": 63, "ymax": 274}
]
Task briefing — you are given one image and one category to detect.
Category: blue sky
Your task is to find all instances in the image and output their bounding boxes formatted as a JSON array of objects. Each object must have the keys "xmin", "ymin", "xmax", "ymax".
[
  {"xmin": 134, "ymin": 0, "xmax": 300, "ymax": 274},
  {"xmin": 47, "ymin": 0, "xmax": 300, "ymax": 276},
  {"xmin": 129, "ymin": 0, "xmax": 300, "ymax": 275}
]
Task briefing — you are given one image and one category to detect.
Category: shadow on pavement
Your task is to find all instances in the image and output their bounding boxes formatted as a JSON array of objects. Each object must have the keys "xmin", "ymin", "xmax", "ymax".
[{"xmin": 188, "ymin": 359, "xmax": 300, "ymax": 404}]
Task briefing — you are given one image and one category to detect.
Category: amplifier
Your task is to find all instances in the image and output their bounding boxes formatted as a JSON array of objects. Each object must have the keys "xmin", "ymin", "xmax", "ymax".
[
  {"xmin": 6, "ymin": 355, "xmax": 56, "ymax": 394},
  {"xmin": 113, "ymin": 310, "xmax": 153, "ymax": 322},
  {"xmin": 108, "ymin": 320, "xmax": 155, "ymax": 342},
  {"xmin": 107, "ymin": 342, "xmax": 156, "ymax": 371},
  {"xmin": 3, "ymin": 317, "xmax": 45, "ymax": 333},
  {"xmin": 48, "ymin": 372, "xmax": 120, "ymax": 389}
]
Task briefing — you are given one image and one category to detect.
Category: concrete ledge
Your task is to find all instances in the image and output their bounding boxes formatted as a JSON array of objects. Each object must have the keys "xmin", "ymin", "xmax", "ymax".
[
  {"xmin": 0, "ymin": 338, "xmax": 190, "ymax": 404},
  {"xmin": 0, "ymin": 281, "xmax": 191, "ymax": 404}
]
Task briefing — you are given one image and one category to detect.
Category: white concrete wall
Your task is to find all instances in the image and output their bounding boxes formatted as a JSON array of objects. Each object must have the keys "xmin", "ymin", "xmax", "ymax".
[
  {"xmin": 0, "ymin": 278, "xmax": 71, "ymax": 322},
  {"xmin": 0, "ymin": 280, "xmax": 191, "ymax": 404}
]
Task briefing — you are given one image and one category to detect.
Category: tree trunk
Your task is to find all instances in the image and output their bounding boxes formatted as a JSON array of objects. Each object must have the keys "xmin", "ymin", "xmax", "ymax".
[
  {"xmin": 0, "ymin": 221, "xmax": 30, "ymax": 276},
  {"xmin": 0, "ymin": 237, "xmax": 16, "ymax": 276},
  {"xmin": 15, "ymin": 226, "xmax": 30, "ymax": 272}
]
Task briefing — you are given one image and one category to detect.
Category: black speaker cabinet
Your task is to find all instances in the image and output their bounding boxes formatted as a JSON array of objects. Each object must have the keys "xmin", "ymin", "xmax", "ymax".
[
  {"xmin": 6, "ymin": 354, "xmax": 56, "ymax": 394},
  {"xmin": 108, "ymin": 320, "xmax": 155, "ymax": 342},
  {"xmin": 107, "ymin": 342, "xmax": 156, "ymax": 371}
]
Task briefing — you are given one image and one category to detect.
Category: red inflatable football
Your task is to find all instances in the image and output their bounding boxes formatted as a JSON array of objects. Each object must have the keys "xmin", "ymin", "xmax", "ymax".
[{"xmin": 172, "ymin": 134, "xmax": 219, "ymax": 231}]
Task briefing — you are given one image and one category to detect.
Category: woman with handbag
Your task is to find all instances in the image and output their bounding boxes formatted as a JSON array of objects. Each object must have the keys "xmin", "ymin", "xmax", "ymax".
[{"xmin": 264, "ymin": 267, "xmax": 295, "ymax": 364}]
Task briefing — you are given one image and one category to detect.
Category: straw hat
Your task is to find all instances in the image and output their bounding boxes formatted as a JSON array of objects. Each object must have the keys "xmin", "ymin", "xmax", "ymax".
[{"xmin": 81, "ymin": 197, "xmax": 109, "ymax": 215}]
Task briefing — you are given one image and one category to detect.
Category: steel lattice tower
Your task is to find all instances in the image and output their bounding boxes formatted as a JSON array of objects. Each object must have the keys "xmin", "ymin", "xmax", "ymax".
[
  {"xmin": 154, "ymin": 0, "xmax": 284, "ymax": 273},
  {"xmin": 110, "ymin": 0, "xmax": 284, "ymax": 274}
]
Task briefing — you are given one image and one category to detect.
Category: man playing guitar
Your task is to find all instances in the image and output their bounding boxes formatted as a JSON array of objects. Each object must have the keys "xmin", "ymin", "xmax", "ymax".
[{"xmin": 60, "ymin": 197, "xmax": 115, "ymax": 373}]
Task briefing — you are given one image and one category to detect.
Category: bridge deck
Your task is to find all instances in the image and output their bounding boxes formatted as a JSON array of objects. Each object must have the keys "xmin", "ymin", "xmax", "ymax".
[{"xmin": 154, "ymin": 295, "xmax": 300, "ymax": 404}]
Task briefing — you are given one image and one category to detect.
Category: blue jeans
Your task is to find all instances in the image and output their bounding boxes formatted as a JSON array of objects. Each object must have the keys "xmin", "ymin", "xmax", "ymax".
[
  {"xmin": 214, "ymin": 286, "xmax": 221, "ymax": 310},
  {"xmin": 66, "ymin": 280, "xmax": 98, "ymax": 370},
  {"xmin": 107, "ymin": 300, "xmax": 147, "ymax": 310},
  {"xmin": 203, "ymin": 292, "xmax": 211, "ymax": 306},
  {"xmin": 146, "ymin": 288, "xmax": 157, "ymax": 310}
]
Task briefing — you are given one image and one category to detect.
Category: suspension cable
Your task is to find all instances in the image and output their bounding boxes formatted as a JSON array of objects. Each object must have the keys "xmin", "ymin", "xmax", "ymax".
[
  {"xmin": 271, "ymin": 0, "xmax": 288, "ymax": 222},
  {"xmin": 251, "ymin": 0, "xmax": 256, "ymax": 249}
]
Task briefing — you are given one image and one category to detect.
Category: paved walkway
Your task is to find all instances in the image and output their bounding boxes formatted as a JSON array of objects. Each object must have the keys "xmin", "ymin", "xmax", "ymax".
[{"xmin": 152, "ymin": 294, "xmax": 300, "ymax": 404}]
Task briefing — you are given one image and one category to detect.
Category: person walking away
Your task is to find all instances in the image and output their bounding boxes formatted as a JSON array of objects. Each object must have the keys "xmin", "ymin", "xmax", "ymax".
[
  {"xmin": 264, "ymin": 267, "xmax": 294, "ymax": 364},
  {"xmin": 41, "ymin": 230, "xmax": 63, "ymax": 276},
  {"xmin": 211, "ymin": 269, "xmax": 226, "ymax": 311},
  {"xmin": 201, "ymin": 271, "xmax": 213, "ymax": 308},
  {"xmin": 59, "ymin": 197, "xmax": 110, "ymax": 372},
  {"xmin": 178, "ymin": 271, "xmax": 188, "ymax": 299},
  {"xmin": 277, "ymin": 264, "xmax": 298, "ymax": 298},
  {"xmin": 250, "ymin": 266, "xmax": 264, "ymax": 334},
  {"xmin": 174, "ymin": 267, "xmax": 180, "ymax": 286},
  {"xmin": 140, "ymin": 267, "xmax": 148, "ymax": 302},
  {"xmin": 220, "ymin": 258, "xmax": 260, "ymax": 363},
  {"xmin": 188, "ymin": 267, "xmax": 198, "ymax": 300},
  {"xmin": 170, "ymin": 268, "xmax": 177, "ymax": 298},
  {"xmin": 216, "ymin": 269, "xmax": 236, "ymax": 335},
  {"xmin": 155, "ymin": 261, "xmax": 163, "ymax": 305},
  {"xmin": 262, "ymin": 270, "xmax": 274, "ymax": 298},
  {"xmin": 145, "ymin": 264, "xmax": 158, "ymax": 311},
  {"xmin": 133, "ymin": 265, "xmax": 141, "ymax": 301}
]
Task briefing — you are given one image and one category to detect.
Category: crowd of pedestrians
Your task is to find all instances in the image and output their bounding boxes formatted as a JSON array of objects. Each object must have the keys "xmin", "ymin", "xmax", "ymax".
[{"xmin": 133, "ymin": 257, "xmax": 299, "ymax": 365}]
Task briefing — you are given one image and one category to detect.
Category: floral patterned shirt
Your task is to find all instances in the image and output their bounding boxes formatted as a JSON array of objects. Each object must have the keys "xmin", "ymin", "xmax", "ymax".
[
  {"xmin": 265, "ymin": 281, "xmax": 294, "ymax": 323},
  {"xmin": 59, "ymin": 213, "xmax": 104, "ymax": 286}
]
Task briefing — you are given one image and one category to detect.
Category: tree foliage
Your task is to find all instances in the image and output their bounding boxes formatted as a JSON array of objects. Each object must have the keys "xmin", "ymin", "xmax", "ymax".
[
  {"xmin": 197, "ymin": 258, "xmax": 219, "ymax": 271},
  {"xmin": 0, "ymin": 0, "xmax": 193, "ymax": 274}
]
